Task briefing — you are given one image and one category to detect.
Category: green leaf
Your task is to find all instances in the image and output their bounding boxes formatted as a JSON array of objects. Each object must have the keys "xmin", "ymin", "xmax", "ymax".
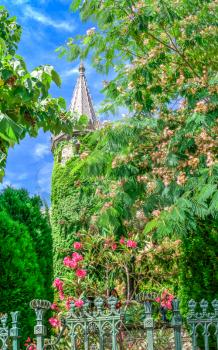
[
  {"xmin": 0, "ymin": 113, "xmax": 23, "ymax": 144},
  {"xmin": 143, "ymin": 218, "xmax": 159, "ymax": 234},
  {"xmin": 195, "ymin": 184, "xmax": 217, "ymax": 202},
  {"xmin": 70, "ymin": 0, "xmax": 82, "ymax": 12},
  {"xmin": 51, "ymin": 69, "xmax": 61, "ymax": 87}
]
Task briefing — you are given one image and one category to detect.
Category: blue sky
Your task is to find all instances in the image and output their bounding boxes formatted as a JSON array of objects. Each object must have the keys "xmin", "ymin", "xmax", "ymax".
[{"xmin": 1, "ymin": 0, "xmax": 115, "ymax": 203}]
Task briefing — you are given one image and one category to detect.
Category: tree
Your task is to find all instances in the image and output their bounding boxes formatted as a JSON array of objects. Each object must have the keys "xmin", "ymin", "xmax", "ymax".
[
  {"xmin": 0, "ymin": 187, "xmax": 53, "ymax": 302},
  {"xmin": 0, "ymin": 6, "xmax": 74, "ymax": 180},
  {"xmin": 50, "ymin": 0, "xmax": 218, "ymax": 313},
  {"xmin": 0, "ymin": 210, "xmax": 44, "ymax": 339},
  {"xmin": 59, "ymin": 0, "xmax": 218, "ymax": 116}
]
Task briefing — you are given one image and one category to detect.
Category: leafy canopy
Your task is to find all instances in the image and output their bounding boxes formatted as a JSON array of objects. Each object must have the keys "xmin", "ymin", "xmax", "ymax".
[{"xmin": 0, "ymin": 6, "xmax": 74, "ymax": 180}]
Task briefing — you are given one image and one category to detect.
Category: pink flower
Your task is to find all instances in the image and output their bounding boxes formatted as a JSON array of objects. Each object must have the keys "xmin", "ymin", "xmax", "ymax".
[
  {"xmin": 49, "ymin": 317, "xmax": 61, "ymax": 328},
  {"xmin": 126, "ymin": 240, "xmax": 137, "ymax": 248},
  {"xmin": 156, "ymin": 290, "xmax": 174, "ymax": 310},
  {"xmin": 74, "ymin": 299, "xmax": 84, "ymax": 308},
  {"xmin": 63, "ymin": 256, "xmax": 71, "ymax": 266},
  {"xmin": 73, "ymin": 242, "xmax": 83, "ymax": 250},
  {"xmin": 50, "ymin": 303, "xmax": 59, "ymax": 311},
  {"xmin": 72, "ymin": 252, "xmax": 83, "ymax": 262},
  {"xmin": 28, "ymin": 345, "xmax": 36, "ymax": 350},
  {"xmin": 66, "ymin": 297, "xmax": 73, "ymax": 311},
  {"xmin": 53, "ymin": 278, "xmax": 64, "ymax": 292},
  {"xmin": 162, "ymin": 300, "xmax": 172, "ymax": 310},
  {"xmin": 63, "ymin": 256, "xmax": 78, "ymax": 269},
  {"xmin": 76, "ymin": 269, "xmax": 87, "ymax": 278},
  {"xmin": 24, "ymin": 339, "xmax": 36, "ymax": 350},
  {"xmin": 119, "ymin": 237, "xmax": 125, "ymax": 244},
  {"xmin": 69, "ymin": 259, "xmax": 78, "ymax": 269},
  {"xmin": 111, "ymin": 243, "xmax": 117, "ymax": 251},
  {"xmin": 59, "ymin": 291, "xmax": 65, "ymax": 300}
]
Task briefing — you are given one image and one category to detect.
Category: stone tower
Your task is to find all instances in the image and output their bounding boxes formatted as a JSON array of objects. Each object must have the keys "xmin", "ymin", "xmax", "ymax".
[{"xmin": 51, "ymin": 63, "xmax": 98, "ymax": 163}]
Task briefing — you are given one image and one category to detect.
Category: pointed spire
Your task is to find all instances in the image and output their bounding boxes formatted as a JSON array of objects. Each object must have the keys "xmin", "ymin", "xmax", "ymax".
[
  {"xmin": 69, "ymin": 63, "xmax": 98, "ymax": 130},
  {"xmin": 51, "ymin": 62, "xmax": 98, "ymax": 152}
]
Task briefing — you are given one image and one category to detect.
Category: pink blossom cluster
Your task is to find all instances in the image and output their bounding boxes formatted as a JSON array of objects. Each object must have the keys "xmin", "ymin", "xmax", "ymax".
[
  {"xmin": 50, "ymin": 303, "xmax": 59, "ymax": 311},
  {"xmin": 53, "ymin": 278, "xmax": 63, "ymax": 291},
  {"xmin": 111, "ymin": 243, "xmax": 117, "ymax": 251},
  {"xmin": 155, "ymin": 290, "xmax": 174, "ymax": 310},
  {"xmin": 63, "ymin": 248, "xmax": 87, "ymax": 279},
  {"xmin": 65, "ymin": 298, "xmax": 85, "ymax": 310},
  {"xmin": 120, "ymin": 237, "xmax": 138, "ymax": 248},
  {"xmin": 76, "ymin": 269, "xmax": 87, "ymax": 278},
  {"xmin": 24, "ymin": 338, "xmax": 36, "ymax": 350},
  {"xmin": 126, "ymin": 240, "xmax": 137, "ymax": 248},
  {"xmin": 49, "ymin": 317, "xmax": 61, "ymax": 328},
  {"xmin": 74, "ymin": 299, "xmax": 84, "ymax": 308},
  {"xmin": 63, "ymin": 252, "xmax": 83, "ymax": 269},
  {"xmin": 53, "ymin": 278, "xmax": 64, "ymax": 300},
  {"xmin": 73, "ymin": 241, "xmax": 83, "ymax": 250},
  {"xmin": 66, "ymin": 296, "xmax": 73, "ymax": 311},
  {"xmin": 104, "ymin": 237, "xmax": 138, "ymax": 251}
]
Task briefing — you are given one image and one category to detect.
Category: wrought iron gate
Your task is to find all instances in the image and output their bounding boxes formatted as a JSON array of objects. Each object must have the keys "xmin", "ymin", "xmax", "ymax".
[{"xmin": 0, "ymin": 296, "xmax": 218, "ymax": 350}]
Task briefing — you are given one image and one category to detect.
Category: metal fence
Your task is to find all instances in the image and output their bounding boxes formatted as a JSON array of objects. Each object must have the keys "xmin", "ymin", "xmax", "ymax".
[{"xmin": 0, "ymin": 296, "xmax": 217, "ymax": 350}]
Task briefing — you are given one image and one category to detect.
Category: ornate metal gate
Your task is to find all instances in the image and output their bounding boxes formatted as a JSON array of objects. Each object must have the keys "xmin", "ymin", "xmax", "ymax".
[{"xmin": 0, "ymin": 297, "xmax": 218, "ymax": 350}]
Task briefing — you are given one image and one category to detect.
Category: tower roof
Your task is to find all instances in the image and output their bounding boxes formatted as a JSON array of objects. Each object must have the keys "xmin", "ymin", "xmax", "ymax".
[
  {"xmin": 51, "ymin": 63, "xmax": 98, "ymax": 151},
  {"xmin": 69, "ymin": 62, "xmax": 97, "ymax": 129}
]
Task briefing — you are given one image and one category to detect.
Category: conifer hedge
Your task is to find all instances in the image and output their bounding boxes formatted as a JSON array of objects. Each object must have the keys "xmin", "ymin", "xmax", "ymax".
[{"xmin": 0, "ymin": 188, "xmax": 53, "ymax": 340}]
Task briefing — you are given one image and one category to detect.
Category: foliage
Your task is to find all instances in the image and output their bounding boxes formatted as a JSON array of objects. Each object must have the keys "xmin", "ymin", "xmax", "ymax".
[
  {"xmin": 51, "ymin": 0, "xmax": 218, "ymax": 317},
  {"xmin": 0, "ymin": 210, "xmax": 43, "ymax": 339},
  {"xmin": 179, "ymin": 221, "xmax": 218, "ymax": 314},
  {"xmin": 0, "ymin": 6, "xmax": 74, "ymax": 180},
  {"xmin": 0, "ymin": 187, "xmax": 54, "ymax": 301},
  {"xmin": 0, "ymin": 187, "xmax": 53, "ymax": 339}
]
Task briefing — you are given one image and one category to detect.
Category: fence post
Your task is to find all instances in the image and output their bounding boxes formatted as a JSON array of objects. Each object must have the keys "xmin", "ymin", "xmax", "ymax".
[
  {"xmin": 30, "ymin": 300, "xmax": 51, "ymax": 350},
  {"xmin": 144, "ymin": 301, "xmax": 154, "ymax": 350},
  {"xmin": 0, "ymin": 314, "xmax": 9, "ymax": 350},
  {"xmin": 10, "ymin": 312, "xmax": 20, "ymax": 350},
  {"xmin": 171, "ymin": 299, "xmax": 182, "ymax": 350}
]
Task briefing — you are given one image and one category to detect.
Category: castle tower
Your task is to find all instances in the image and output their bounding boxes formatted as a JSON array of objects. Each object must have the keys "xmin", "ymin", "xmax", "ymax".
[{"xmin": 51, "ymin": 63, "xmax": 98, "ymax": 163}]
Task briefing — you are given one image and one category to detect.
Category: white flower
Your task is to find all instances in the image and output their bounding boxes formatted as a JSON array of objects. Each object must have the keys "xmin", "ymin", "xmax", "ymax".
[{"xmin": 86, "ymin": 27, "xmax": 96, "ymax": 36}]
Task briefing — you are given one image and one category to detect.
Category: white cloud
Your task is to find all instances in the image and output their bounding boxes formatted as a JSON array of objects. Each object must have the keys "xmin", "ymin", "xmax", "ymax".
[
  {"xmin": 34, "ymin": 143, "xmax": 50, "ymax": 159},
  {"xmin": 62, "ymin": 67, "xmax": 79, "ymax": 78},
  {"xmin": 24, "ymin": 5, "xmax": 75, "ymax": 32}
]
